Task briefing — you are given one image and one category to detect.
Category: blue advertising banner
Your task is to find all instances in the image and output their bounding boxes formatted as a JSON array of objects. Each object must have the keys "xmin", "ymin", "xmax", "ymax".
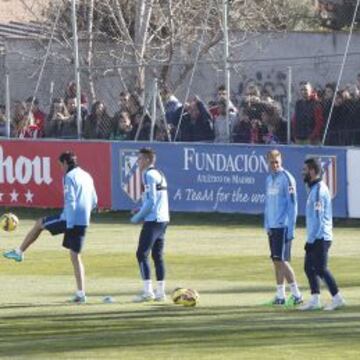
[{"xmin": 111, "ymin": 142, "xmax": 348, "ymax": 217}]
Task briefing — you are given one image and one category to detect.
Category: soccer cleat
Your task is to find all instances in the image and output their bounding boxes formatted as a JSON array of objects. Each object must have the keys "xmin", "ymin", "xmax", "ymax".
[
  {"xmin": 263, "ymin": 297, "xmax": 286, "ymax": 306},
  {"xmin": 3, "ymin": 249, "xmax": 24, "ymax": 262},
  {"xmin": 298, "ymin": 300, "xmax": 322, "ymax": 311},
  {"xmin": 285, "ymin": 294, "xmax": 304, "ymax": 307},
  {"xmin": 68, "ymin": 295, "xmax": 87, "ymax": 304},
  {"xmin": 132, "ymin": 292, "xmax": 155, "ymax": 303},
  {"xmin": 323, "ymin": 296, "xmax": 346, "ymax": 311}
]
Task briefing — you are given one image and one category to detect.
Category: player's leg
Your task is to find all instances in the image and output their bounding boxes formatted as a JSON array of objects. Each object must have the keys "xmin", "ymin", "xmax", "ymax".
[
  {"xmin": 312, "ymin": 240, "xmax": 345, "ymax": 310},
  {"xmin": 63, "ymin": 226, "xmax": 87, "ymax": 303},
  {"xmin": 268, "ymin": 229, "xmax": 286, "ymax": 304},
  {"xmin": 281, "ymin": 238, "xmax": 302, "ymax": 306},
  {"xmin": 69, "ymin": 250, "xmax": 86, "ymax": 303},
  {"xmin": 3, "ymin": 217, "xmax": 49, "ymax": 262},
  {"xmin": 134, "ymin": 222, "xmax": 159, "ymax": 301},
  {"xmin": 151, "ymin": 223, "xmax": 168, "ymax": 300},
  {"xmin": 299, "ymin": 243, "xmax": 322, "ymax": 310}
]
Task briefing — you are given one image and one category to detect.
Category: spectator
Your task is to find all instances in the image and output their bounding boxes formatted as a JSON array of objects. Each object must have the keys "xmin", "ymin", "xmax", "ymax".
[
  {"xmin": 45, "ymin": 98, "xmax": 71, "ymax": 138},
  {"xmin": 209, "ymin": 84, "xmax": 237, "ymax": 119},
  {"xmin": 64, "ymin": 81, "xmax": 88, "ymax": 108},
  {"xmin": 213, "ymin": 98, "xmax": 239, "ymax": 143},
  {"xmin": 160, "ymin": 85, "xmax": 182, "ymax": 126},
  {"xmin": 110, "ymin": 111, "xmax": 133, "ymax": 141},
  {"xmin": 261, "ymin": 103, "xmax": 287, "ymax": 144},
  {"xmin": 342, "ymin": 86, "xmax": 360, "ymax": 145},
  {"xmin": 12, "ymin": 101, "xmax": 27, "ymax": 136},
  {"xmin": 83, "ymin": 101, "xmax": 113, "ymax": 140},
  {"xmin": 325, "ymin": 91, "xmax": 349, "ymax": 146},
  {"xmin": 186, "ymin": 97, "xmax": 214, "ymax": 142},
  {"xmin": 292, "ymin": 82, "xmax": 324, "ymax": 145},
  {"xmin": 25, "ymin": 96, "xmax": 46, "ymax": 137},
  {"xmin": 241, "ymin": 85, "xmax": 266, "ymax": 121},
  {"xmin": 0, "ymin": 105, "xmax": 8, "ymax": 136},
  {"xmin": 233, "ymin": 114, "xmax": 252, "ymax": 143}
]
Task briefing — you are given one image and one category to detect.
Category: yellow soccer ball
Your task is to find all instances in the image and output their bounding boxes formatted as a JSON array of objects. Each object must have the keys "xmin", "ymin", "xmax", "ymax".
[
  {"xmin": 171, "ymin": 287, "xmax": 200, "ymax": 307},
  {"xmin": 1, "ymin": 213, "xmax": 19, "ymax": 232},
  {"xmin": 171, "ymin": 287, "xmax": 188, "ymax": 305}
]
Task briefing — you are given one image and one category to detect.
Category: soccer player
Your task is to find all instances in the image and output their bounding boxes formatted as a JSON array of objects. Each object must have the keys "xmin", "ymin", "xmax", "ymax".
[
  {"xmin": 299, "ymin": 157, "xmax": 345, "ymax": 311},
  {"xmin": 3, "ymin": 151, "xmax": 98, "ymax": 304},
  {"xmin": 130, "ymin": 147, "xmax": 170, "ymax": 302},
  {"xmin": 264, "ymin": 149, "xmax": 303, "ymax": 306}
]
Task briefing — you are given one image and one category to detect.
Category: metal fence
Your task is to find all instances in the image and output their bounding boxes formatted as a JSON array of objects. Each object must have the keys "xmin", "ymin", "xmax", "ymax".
[{"xmin": 1, "ymin": 36, "xmax": 360, "ymax": 146}]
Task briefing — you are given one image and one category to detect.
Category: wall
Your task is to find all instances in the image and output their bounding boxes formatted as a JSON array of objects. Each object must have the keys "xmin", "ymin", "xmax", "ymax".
[{"xmin": 3, "ymin": 31, "xmax": 360, "ymax": 112}]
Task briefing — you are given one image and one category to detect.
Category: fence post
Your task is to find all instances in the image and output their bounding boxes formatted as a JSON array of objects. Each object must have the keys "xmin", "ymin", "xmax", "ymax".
[
  {"xmin": 287, "ymin": 66, "xmax": 292, "ymax": 144},
  {"xmin": 5, "ymin": 73, "xmax": 11, "ymax": 138}
]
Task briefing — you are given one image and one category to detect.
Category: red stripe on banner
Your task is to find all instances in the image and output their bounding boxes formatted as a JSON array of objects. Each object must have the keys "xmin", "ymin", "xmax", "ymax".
[{"xmin": 0, "ymin": 140, "xmax": 111, "ymax": 208}]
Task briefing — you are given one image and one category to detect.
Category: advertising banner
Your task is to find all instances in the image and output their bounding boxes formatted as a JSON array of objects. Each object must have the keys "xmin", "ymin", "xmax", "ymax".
[
  {"xmin": 347, "ymin": 149, "xmax": 360, "ymax": 218},
  {"xmin": 0, "ymin": 140, "xmax": 111, "ymax": 209},
  {"xmin": 112, "ymin": 142, "xmax": 348, "ymax": 217}
]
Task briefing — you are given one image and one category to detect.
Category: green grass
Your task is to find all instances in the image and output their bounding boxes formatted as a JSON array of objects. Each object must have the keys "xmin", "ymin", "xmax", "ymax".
[{"xmin": 0, "ymin": 210, "xmax": 359, "ymax": 359}]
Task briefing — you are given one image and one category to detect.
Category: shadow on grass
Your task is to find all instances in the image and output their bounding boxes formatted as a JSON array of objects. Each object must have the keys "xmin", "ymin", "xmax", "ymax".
[{"xmin": 1, "ymin": 303, "xmax": 360, "ymax": 357}]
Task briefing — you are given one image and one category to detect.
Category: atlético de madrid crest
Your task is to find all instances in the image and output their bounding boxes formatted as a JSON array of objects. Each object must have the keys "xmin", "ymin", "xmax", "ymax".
[
  {"xmin": 120, "ymin": 149, "xmax": 142, "ymax": 203},
  {"xmin": 306, "ymin": 155, "xmax": 337, "ymax": 199}
]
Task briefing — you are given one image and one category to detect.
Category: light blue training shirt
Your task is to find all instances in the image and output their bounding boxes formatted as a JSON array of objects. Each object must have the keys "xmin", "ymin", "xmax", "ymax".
[
  {"xmin": 264, "ymin": 169, "xmax": 298, "ymax": 240},
  {"xmin": 62, "ymin": 166, "xmax": 98, "ymax": 228},
  {"xmin": 131, "ymin": 166, "xmax": 170, "ymax": 223},
  {"xmin": 306, "ymin": 179, "xmax": 333, "ymax": 243}
]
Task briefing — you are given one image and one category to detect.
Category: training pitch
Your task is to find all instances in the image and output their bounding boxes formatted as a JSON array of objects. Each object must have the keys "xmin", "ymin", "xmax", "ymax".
[{"xmin": 0, "ymin": 209, "xmax": 359, "ymax": 359}]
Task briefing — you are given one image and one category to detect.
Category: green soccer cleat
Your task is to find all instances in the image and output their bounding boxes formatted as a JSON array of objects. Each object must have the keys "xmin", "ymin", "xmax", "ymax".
[
  {"xmin": 3, "ymin": 249, "xmax": 24, "ymax": 262},
  {"xmin": 262, "ymin": 297, "xmax": 286, "ymax": 306},
  {"xmin": 285, "ymin": 294, "xmax": 304, "ymax": 308}
]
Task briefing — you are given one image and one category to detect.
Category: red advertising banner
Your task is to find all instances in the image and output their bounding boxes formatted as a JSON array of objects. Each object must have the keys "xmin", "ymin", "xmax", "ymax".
[{"xmin": 0, "ymin": 140, "xmax": 111, "ymax": 209}]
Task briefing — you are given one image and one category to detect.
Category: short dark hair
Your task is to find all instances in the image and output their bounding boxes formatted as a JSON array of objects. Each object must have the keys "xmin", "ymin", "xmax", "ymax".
[
  {"xmin": 59, "ymin": 151, "xmax": 78, "ymax": 167},
  {"xmin": 26, "ymin": 96, "xmax": 39, "ymax": 105},
  {"xmin": 305, "ymin": 157, "xmax": 322, "ymax": 176},
  {"xmin": 139, "ymin": 147, "xmax": 156, "ymax": 162}
]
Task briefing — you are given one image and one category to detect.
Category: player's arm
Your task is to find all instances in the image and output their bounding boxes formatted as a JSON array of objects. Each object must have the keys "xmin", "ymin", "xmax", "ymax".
[
  {"xmin": 64, "ymin": 176, "xmax": 76, "ymax": 228},
  {"xmin": 130, "ymin": 171, "xmax": 157, "ymax": 224},
  {"xmin": 285, "ymin": 176, "xmax": 297, "ymax": 240},
  {"xmin": 91, "ymin": 181, "xmax": 98, "ymax": 210},
  {"xmin": 313, "ymin": 191, "xmax": 327, "ymax": 240},
  {"xmin": 264, "ymin": 178, "xmax": 270, "ymax": 233},
  {"xmin": 307, "ymin": 191, "xmax": 324, "ymax": 241}
]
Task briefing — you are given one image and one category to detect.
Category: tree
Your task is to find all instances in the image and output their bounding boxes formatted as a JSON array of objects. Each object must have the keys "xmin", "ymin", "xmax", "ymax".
[{"xmin": 36, "ymin": 0, "xmax": 314, "ymax": 98}]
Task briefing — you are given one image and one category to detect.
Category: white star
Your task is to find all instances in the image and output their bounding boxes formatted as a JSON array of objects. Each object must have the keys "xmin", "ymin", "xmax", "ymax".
[
  {"xmin": 10, "ymin": 189, "xmax": 19, "ymax": 202},
  {"xmin": 24, "ymin": 189, "xmax": 34, "ymax": 203},
  {"xmin": 0, "ymin": 193, "xmax": 3, "ymax": 202}
]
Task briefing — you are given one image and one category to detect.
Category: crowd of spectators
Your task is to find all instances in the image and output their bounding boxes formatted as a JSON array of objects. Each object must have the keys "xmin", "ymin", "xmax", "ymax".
[{"xmin": 1, "ymin": 78, "xmax": 360, "ymax": 146}]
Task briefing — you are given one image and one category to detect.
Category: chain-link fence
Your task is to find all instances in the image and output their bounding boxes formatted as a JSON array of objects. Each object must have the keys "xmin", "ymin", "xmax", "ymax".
[{"xmin": 1, "ymin": 34, "xmax": 360, "ymax": 146}]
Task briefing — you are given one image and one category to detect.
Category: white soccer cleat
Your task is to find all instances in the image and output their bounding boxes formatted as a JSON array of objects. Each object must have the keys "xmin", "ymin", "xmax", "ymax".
[
  {"xmin": 154, "ymin": 293, "xmax": 167, "ymax": 302},
  {"xmin": 298, "ymin": 300, "xmax": 322, "ymax": 311},
  {"xmin": 132, "ymin": 292, "xmax": 155, "ymax": 303},
  {"xmin": 324, "ymin": 295, "xmax": 346, "ymax": 311}
]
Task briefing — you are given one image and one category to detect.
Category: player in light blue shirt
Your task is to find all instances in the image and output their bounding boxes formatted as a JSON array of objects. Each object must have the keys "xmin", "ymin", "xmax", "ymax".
[
  {"xmin": 4, "ymin": 151, "xmax": 98, "ymax": 304},
  {"xmin": 131, "ymin": 148, "xmax": 170, "ymax": 302},
  {"xmin": 299, "ymin": 157, "xmax": 345, "ymax": 311},
  {"xmin": 264, "ymin": 149, "xmax": 302, "ymax": 306}
]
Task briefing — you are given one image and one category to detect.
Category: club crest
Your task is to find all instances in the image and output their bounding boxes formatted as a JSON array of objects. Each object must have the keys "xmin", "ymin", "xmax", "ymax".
[
  {"xmin": 306, "ymin": 155, "xmax": 337, "ymax": 198},
  {"xmin": 120, "ymin": 149, "xmax": 142, "ymax": 203}
]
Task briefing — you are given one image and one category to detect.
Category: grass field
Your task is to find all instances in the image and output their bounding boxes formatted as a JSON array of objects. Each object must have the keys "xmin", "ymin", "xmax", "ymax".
[{"xmin": 0, "ymin": 209, "xmax": 359, "ymax": 360}]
